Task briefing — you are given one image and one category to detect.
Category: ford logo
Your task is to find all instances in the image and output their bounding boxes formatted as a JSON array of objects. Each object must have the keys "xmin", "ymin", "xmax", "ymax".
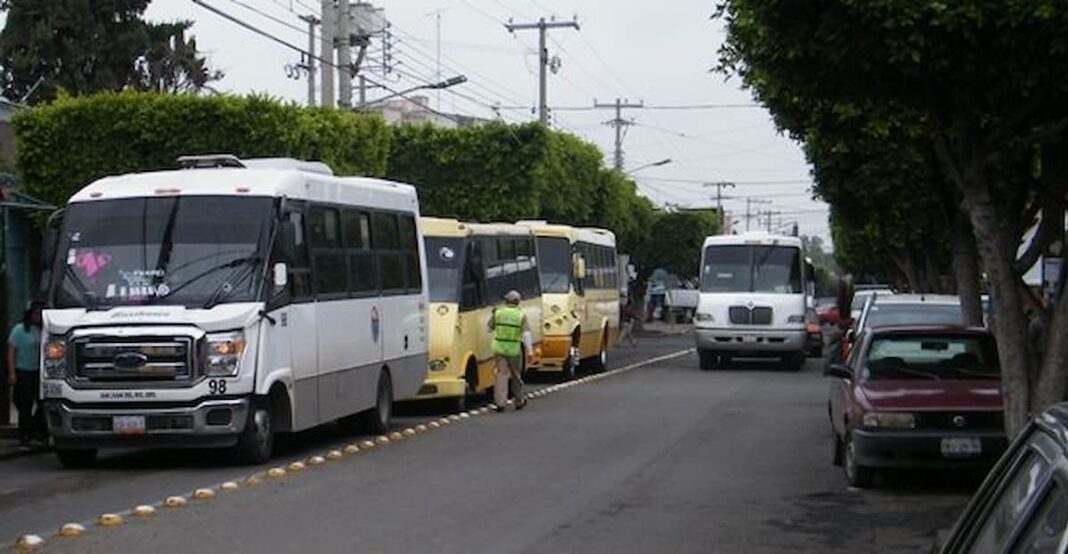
[
  {"xmin": 114, "ymin": 352, "xmax": 148, "ymax": 369},
  {"xmin": 952, "ymin": 415, "xmax": 967, "ymax": 428}
]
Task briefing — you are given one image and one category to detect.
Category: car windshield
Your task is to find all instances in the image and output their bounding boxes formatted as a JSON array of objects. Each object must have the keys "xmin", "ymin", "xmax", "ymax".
[
  {"xmin": 865, "ymin": 335, "xmax": 1000, "ymax": 380},
  {"xmin": 536, "ymin": 236, "xmax": 571, "ymax": 294},
  {"xmin": 425, "ymin": 236, "xmax": 465, "ymax": 302},
  {"xmin": 866, "ymin": 304, "xmax": 964, "ymax": 328},
  {"xmin": 700, "ymin": 244, "xmax": 802, "ymax": 294},
  {"xmin": 52, "ymin": 196, "xmax": 273, "ymax": 309}
]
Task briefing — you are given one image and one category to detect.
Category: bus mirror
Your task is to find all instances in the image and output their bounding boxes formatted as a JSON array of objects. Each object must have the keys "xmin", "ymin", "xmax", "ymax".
[
  {"xmin": 574, "ymin": 257, "xmax": 587, "ymax": 280},
  {"xmin": 42, "ymin": 227, "xmax": 59, "ymax": 270},
  {"xmin": 273, "ymin": 262, "xmax": 288, "ymax": 289}
]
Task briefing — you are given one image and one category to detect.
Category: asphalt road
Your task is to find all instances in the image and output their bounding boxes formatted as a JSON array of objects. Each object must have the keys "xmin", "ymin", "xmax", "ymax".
[{"xmin": 2, "ymin": 333, "xmax": 977, "ymax": 553}]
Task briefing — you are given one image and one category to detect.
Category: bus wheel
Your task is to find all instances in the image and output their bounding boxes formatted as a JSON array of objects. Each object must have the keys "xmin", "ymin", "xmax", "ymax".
[
  {"xmin": 360, "ymin": 370, "xmax": 393, "ymax": 435},
  {"xmin": 587, "ymin": 331, "xmax": 608, "ymax": 373},
  {"xmin": 450, "ymin": 394, "xmax": 467, "ymax": 414},
  {"xmin": 562, "ymin": 344, "xmax": 580, "ymax": 381},
  {"xmin": 234, "ymin": 402, "xmax": 274, "ymax": 465},
  {"xmin": 56, "ymin": 448, "xmax": 97, "ymax": 469}
]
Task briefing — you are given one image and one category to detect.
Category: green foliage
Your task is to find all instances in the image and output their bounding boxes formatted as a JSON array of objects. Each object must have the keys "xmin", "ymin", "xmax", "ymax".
[
  {"xmin": 635, "ymin": 210, "xmax": 720, "ymax": 281},
  {"xmin": 0, "ymin": 1, "xmax": 221, "ymax": 103},
  {"xmin": 14, "ymin": 91, "xmax": 391, "ymax": 207}
]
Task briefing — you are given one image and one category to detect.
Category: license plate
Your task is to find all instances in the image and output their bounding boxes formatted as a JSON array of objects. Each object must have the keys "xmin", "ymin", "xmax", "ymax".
[
  {"xmin": 941, "ymin": 437, "xmax": 981, "ymax": 458},
  {"xmin": 113, "ymin": 416, "xmax": 146, "ymax": 435}
]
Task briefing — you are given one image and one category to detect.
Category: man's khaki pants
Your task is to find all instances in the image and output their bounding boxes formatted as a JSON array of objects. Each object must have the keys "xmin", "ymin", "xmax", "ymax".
[{"xmin": 493, "ymin": 356, "xmax": 525, "ymax": 408}]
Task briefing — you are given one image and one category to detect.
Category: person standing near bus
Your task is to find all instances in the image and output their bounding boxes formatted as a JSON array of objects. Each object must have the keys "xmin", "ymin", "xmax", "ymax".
[
  {"xmin": 488, "ymin": 290, "xmax": 533, "ymax": 412},
  {"xmin": 8, "ymin": 301, "xmax": 44, "ymax": 451}
]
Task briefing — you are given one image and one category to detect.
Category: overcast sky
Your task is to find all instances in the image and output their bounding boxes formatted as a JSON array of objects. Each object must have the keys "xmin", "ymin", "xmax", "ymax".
[{"xmin": 146, "ymin": 0, "xmax": 830, "ymax": 241}]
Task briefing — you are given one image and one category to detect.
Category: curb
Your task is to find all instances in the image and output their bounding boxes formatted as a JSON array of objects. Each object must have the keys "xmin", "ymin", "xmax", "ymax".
[{"xmin": 11, "ymin": 347, "xmax": 694, "ymax": 551}]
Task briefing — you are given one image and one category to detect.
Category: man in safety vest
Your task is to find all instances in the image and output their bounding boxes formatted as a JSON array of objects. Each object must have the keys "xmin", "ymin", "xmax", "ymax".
[{"xmin": 488, "ymin": 290, "xmax": 533, "ymax": 412}]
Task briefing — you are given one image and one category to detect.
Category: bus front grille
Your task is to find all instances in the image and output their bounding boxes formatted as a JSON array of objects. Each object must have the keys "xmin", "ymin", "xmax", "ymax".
[
  {"xmin": 72, "ymin": 337, "xmax": 196, "ymax": 383},
  {"xmin": 729, "ymin": 306, "xmax": 773, "ymax": 325}
]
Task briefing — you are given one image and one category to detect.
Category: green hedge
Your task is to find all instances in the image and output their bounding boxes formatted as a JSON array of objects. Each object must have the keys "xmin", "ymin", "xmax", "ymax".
[{"xmin": 14, "ymin": 91, "xmax": 391, "ymax": 207}]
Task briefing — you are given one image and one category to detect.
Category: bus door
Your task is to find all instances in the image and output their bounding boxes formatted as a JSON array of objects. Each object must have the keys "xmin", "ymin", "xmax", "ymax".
[{"xmin": 275, "ymin": 206, "xmax": 319, "ymax": 430}]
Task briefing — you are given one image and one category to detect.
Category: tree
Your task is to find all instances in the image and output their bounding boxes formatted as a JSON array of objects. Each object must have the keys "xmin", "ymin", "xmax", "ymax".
[
  {"xmin": 0, "ymin": 1, "xmax": 221, "ymax": 103},
  {"xmin": 716, "ymin": 0, "xmax": 1068, "ymax": 434},
  {"xmin": 635, "ymin": 209, "xmax": 720, "ymax": 283}
]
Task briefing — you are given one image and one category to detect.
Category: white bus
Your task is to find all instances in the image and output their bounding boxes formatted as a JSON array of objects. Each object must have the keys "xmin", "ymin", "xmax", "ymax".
[
  {"xmin": 40, "ymin": 155, "xmax": 428, "ymax": 467},
  {"xmin": 694, "ymin": 232, "xmax": 812, "ymax": 371}
]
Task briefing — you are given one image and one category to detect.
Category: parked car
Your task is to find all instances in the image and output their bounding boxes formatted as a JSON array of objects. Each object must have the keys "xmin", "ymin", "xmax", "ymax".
[
  {"xmin": 850, "ymin": 288, "xmax": 894, "ymax": 320},
  {"xmin": 825, "ymin": 326, "xmax": 1007, "ymax": 488},
  {"xmin": 939, "ymin": 404, "xmax": 1068, "ymax": 552},
  {"xmin": 843, "ymin": 293, "xmax": 963, "ymax": 362}
]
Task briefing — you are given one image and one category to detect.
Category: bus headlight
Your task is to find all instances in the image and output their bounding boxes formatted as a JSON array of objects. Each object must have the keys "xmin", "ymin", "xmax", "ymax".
[
  {"xmin": 44, "ymin": 337, "xmax": 67, "ymax": 379},
  {"xmin": 787, "ymin": 314, "xmax": 805, "ymax": 324},
  {"xmin": 429, "ymin": 359, "xmax": 447, "ymax": 372},
  {"xmin": 204, "ymin": 331, "xmax": 245, "ymax": 377},
  {"xmin": 694, "ymin": 313, "xmax": 714, "ymax": 322}
]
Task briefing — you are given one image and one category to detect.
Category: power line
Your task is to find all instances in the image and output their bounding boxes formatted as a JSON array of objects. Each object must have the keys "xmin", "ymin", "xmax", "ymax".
[
  {"xmin": 638, "ymin": 175, "xmax": 811, "ymax": 186},
  {"xmin": 226, "ymin": 0, "xmax": 309, "ymax": 36}
]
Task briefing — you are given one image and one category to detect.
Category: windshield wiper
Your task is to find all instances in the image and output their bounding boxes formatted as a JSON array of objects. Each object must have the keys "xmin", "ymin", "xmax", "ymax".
[
  {"xmin": 201, "ymin": 257, "xmax": 262, "ymax": 310},
  {"xmin": 154, "ymin": 255, "xmax": 260, "ymax": 306},
  {"xmin": 60, "ymin": 261, "xmax": 100, "ymax": 310}
]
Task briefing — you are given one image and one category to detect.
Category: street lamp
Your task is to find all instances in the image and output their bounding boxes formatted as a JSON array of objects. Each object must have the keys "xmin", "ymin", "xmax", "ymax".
[
  {"xmin": 355, "ymin": 75, "xmax": 467, "ymax": 109},
  {"xmin": 624, "ymin": 158, "xmax": 672, "ymax": 175}
]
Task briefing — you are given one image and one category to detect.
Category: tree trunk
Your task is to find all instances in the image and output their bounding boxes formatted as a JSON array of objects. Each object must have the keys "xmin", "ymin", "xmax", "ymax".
[
  {"xmin": 1034, "ymin": 284, "xmax": 1068, "ymax": 411},
  {"xmin": 963, "ymin": 184, "xmax": 1034, "ymax": 436},
  {"xmin": 951, "ymin": 212, "xmax": 984, "ymax": 326}
]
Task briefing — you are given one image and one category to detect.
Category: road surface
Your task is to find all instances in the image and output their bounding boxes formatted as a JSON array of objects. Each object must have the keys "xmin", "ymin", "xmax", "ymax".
[{"xmin": 1, "ymin": 333, "xmax": 975, "ymax": 553}]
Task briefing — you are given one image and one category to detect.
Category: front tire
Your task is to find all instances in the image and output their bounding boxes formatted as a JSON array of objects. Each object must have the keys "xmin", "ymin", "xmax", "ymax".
[
  {"xmin": 843, "ymin": 433, "xmax": 875, "ymax": 488},
  {"xmin": 234, "ymin": 403, "xmax": 274, "ymax": 465},
  {"xmin": 56, "ymin": 447, "xmax": 97, "ymax": 469},
  {"xmin": 585, "ymin": 331, "xmax": 608, "ymax": 373},
  {"xmin": 359, "ymin": 371, "xmax": 393, "ymax": 435},
  {"xmin": 561, "ymin": 343, "xmax": 580, "ymax": 381}
]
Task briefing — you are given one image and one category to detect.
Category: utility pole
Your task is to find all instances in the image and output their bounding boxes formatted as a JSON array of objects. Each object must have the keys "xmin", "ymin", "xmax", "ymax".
[
  {"xmin": 337, "ymin": 0, "xmax": 353, "ymax": 108},
  {"xmin": 594, "ymin": 98, "xmax": 643, "ymax": 170},
  {"xmin": 745, "ymin": 198, "xmax": 771, "ymax": 232},
  {"xmin": 300, "ymin": 14, "xmax": 319, "ymax": 106},
  {"xmin": 320, "ymin": 0, "xmax": 335, "ymax": 107},
  {"xmin": 703, "ymin": 181, "xmax": 735, "ymax": 232},
  {"xmin": 504, "ymin": 17, "xmax": 580, "ymax": 125}
]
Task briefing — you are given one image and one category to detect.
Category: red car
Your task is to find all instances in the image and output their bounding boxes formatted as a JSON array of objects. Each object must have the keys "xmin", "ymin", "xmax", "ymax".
[{"xmin": 825, "ymin": 326, "xmax": 1007, "ymax": 487}]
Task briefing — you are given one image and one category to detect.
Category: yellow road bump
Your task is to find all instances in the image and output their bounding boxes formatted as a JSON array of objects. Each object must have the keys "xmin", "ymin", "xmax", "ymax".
[
  {"xmin": 308, "ymin": 455, "xmax": 326, "ymax": 466},
  {"xmin": 193, "ymin": 488, "xmax": 216, "ymax": 500},
  {"xmin": 459, "ymin": 412, "xmax": 471, "ymax": 419},
  {"xmin": 132, "ymin": 505, "xmax": 156, "ymax": 518},
  {"xmin": 14, "ymin": 534, "xmax": 44, "ymax": 550},
  {"xmin": 375, "ymin": 435, "xmax": 390, "ymax": 445},
  {"xmin": 360, "ymin": 440, "xmax": 376, "ymax": 449},
  {"xmin": 327, "ymin": 449, "xmax": 345, "ymax": 460},
  {"xmin": 245, "ymin": 474, "xmax": 264, "ymax": 486},
  {"xmin": 428, "ymin": 421, "xmax": 441, "ymax": 429},
  {"xmin": 478, "ymin": 406, "xmax": 490, "ymax": 414},
  {"xmin": 448, "ymin": 415, "xmax": 461, "ymax": 422},
  {"xmin": 164, "ymin": 496, "xmax": 188, "ymax": 508},
  {"xmin": 388, "ymin": 431, "xmax": 403, "ymax": 441},
  {"xmin": 287, "ymin": 461, "xmax": 306, "ymax": 472},
  {"xmin": 267, "ymin": 467, "xmax": 287, "ymax": 479},
  {"xmin": 97, "ymin": 513, "xmax": 124, "ymax": 527},
  {"xmin": 415, "ymin": 424, "xmax": 429, "ymax": 433},
  {"xmin": 58, "ymin": 523, "xmax": 86, "ymax": 537},
  {"xmin": 402, "ymin": 428, "xmax": 417, "ymax": 437},
  {"xmin": 344, "ymin": 444, "xmax": 361, "ymax": 455},
  {"xmin": 220, "ymin": 481, "xmax": 240, "ymax": 493}
]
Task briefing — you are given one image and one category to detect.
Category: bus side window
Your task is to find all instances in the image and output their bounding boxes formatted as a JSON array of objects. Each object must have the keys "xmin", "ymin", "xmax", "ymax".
[
  {"xmin": 344, "ymin": 210, "xmax": 377, "ymax": 295},
  {"xmin": 399, "ymin": 214, "xmax": 421, "ymax": 293},
  {"xmin": 461, "ymin": 240, "xmax": 485, "ymax": 310},
  {"xmin": 309, "ymin": 206, "xmax": 347, "ymax": 297},
  {"xmin": 284, "ymin": 210, "xmax": 312, "ymax": 301},
  {"xmin": 373, "ymin": 212, "xmax": 404, "ymax": 293}
]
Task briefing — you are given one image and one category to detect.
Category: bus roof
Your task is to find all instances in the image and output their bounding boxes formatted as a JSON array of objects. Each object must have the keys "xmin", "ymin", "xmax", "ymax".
[
  {"xmin": 420, "ymin": 217, "xmax": 470, "ymax": 238},
  {"xmin": 68, "ymin": 161, "xmax": 419, "ymax": 213},
  {"xmin": 702, "ymin": 232, "xmax": 802, "ymax": 249},
  {"xmin": 468, "ymin": 222, "xmax": 535, "ymax": 238},
  {"xmin": 515, "ymin": 220, "xmax": 576, "ymax": 240},
  {"xmin": 575, "ymin": 227, "xmax": 616, "ymax": 247}
]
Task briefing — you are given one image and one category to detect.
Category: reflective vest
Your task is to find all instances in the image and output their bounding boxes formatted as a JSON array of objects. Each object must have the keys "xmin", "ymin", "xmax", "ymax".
[{"xmin": 492, "ymin": 306, "xmax": 525, "ymax": 358}]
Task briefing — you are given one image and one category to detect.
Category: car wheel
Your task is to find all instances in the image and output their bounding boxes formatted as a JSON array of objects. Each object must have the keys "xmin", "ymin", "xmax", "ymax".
[
  {"xmin": 56, "ymin": 447, "xmax": 97, "ymax": 469},
  {"xmin": 843, "ymin": 433, "xmax": 874, "ymax": 488},
  {"xmin": 234, "ymin": 403, "xmax": 274, "ymax": 465},
  {"xmin": 831, "ymin": 431, "xmax": 843, "ymax": 467}
]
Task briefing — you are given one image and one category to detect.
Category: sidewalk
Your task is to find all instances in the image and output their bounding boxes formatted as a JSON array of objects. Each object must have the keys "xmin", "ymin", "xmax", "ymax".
[{"xmin": 637, "ymin": 320, "xmax": 693, "ymax": 336}]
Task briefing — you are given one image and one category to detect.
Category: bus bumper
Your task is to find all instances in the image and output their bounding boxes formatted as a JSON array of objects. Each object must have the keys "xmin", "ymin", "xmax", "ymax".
[
  {"xmin": 412, "ymin": 376, "xmax": 468, "ymax": 400},
  {"xmin": 44, "ymin": 398, "xmax": 250, "ymax": 449},
  {"xmin": 533, "ymin": 335, "xmax": 573, "ymax": 371},
  {"xmin": 694, "ymin": 328, "xmax": 807, "ymax": 354}
]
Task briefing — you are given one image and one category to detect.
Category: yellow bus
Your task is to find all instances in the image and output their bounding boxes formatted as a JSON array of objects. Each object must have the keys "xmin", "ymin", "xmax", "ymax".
[
  {"xmin": 410, "ymin": 218, "xmax": 544, "ymax": 411},
  {"xmin": 518, "ymin": 222, "xmax": 620, "ymax": 379}
]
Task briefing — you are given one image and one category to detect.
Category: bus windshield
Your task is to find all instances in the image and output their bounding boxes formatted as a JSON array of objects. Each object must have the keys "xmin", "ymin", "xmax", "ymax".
[
  {"xmin": 425, "ymin": 236, "xmax": 465, "ymax": 302},
  {"xmin": 536, "ymin": 237, "xmax": 572, "ymax": 294},
  {"xmin": 52, "ymin": 196, "xmax": 273, "ymax": 309},
  {"xmin": 700, "ymin": 244, "xmax": 802, "ymax": 294}
]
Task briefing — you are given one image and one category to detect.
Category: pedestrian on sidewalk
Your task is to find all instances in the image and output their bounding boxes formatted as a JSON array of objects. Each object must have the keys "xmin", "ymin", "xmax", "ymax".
[
  {"xmin": 619, "ymin": 299, "xmax": 638, "ymax": 347},
  {"xmin": 488, "ymin": 290, "xmax": 533, "ymax": 412},
  {"xmin": 8, "ymin": 301, "xmax": 45, "ymax": 451}
]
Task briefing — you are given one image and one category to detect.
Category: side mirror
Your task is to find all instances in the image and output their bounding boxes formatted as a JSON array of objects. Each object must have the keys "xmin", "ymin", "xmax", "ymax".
[
  {"xmin": 824, "ymin": 363, "xmax": 853, "ymax": 380},
  {"xmin": 574, "ymin": 256, "xmax": 587, "ymax": 280},
  {"xmin": 272, "ymin": 262, "xmax": 288, "ymax": 290}
]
